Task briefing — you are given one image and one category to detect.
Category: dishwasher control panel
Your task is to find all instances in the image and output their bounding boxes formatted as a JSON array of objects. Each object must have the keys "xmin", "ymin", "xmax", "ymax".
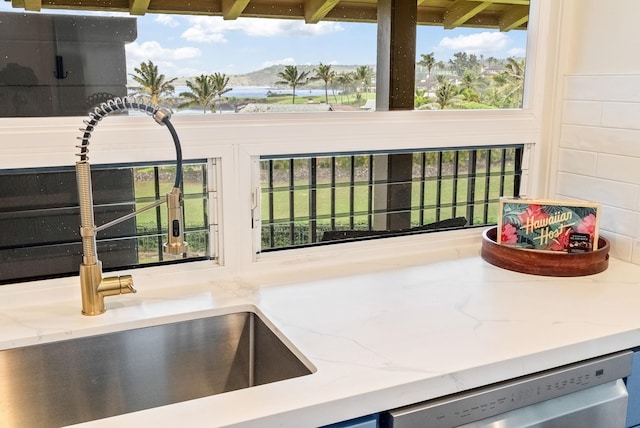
[{"xmin": 384, "ymin": 351, "xmax": 632, "ymax": 428}]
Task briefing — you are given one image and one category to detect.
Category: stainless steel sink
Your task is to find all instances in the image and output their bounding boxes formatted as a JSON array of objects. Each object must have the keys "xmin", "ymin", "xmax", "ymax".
[{"xmin": 0, "ymin": 311, "xmax": 313, "ymax": 427}]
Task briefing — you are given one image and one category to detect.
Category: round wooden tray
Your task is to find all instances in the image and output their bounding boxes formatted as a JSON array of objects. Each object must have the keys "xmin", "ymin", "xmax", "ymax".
[{"xmin": 481, "ymin": 226, "xmax": 610, "ymax": 277}]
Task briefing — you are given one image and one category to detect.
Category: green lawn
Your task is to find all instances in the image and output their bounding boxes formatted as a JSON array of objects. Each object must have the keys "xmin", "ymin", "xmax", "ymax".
[
  {"xmin": 129, "ymin": 177, "xmax": 208, "ymax": 262},
  {"xmin": 261, "ymin": 174, "xmax": 514, "ymax": 228},
  {"xmin": 133, "ymin": 179, "xmax": 207, "ymax": 232},
  {"xmin": 267, "ymin": 91, "xmax": 375, "ymax": 106},
  {"xmin": 128, "ymin": 158, "xmax": 516, "ymax": 253}
]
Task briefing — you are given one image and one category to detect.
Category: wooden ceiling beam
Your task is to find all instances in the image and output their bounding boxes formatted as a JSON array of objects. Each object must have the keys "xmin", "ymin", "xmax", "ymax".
[
  {"xmin": 324, "ymin": 3, "xmax": 377, "ymax": 22},
  {"xmin": 128, "ymin": 0, "xmax": 150, "ymax": 15},
  {"xmin": 499, "ymin": 4, "xmax": 528, "ymax": 31},
  {"xmin": 305, "ymin": 0, "xmax": 341, "ymax": 23},
  {"xmin": 147, "ymin": 0, "xmax": 219, "ymax": 15},
  {"xmin": 443, "ymin": 0, "xmax": 491, "ymax": 29},
  {"xmin": 25, "ymin": 0, "xmax": 41, "ymax": 11},
  {"xmin": 12, "ymin": 0, "xmax": 41, "ymax": 11},
  {"xmin": 4, "ymin": 0, "xmax": 529, "ymax": 30},
  {"xmin": 222, "ymin": 0, "xmax": 250, "ymax": 20},
  {"xmin": 467, "ymin": 0, "xmax": 529, "ymax": 4}
]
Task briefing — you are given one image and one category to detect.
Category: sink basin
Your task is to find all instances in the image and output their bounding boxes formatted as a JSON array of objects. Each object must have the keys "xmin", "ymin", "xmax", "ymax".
[{"xmin": 0, "ymin": 311, "xmax": 313, "ymax": 427}]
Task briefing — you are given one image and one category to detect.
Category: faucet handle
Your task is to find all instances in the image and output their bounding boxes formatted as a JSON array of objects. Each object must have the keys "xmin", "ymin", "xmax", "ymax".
[
  {"xmin": 98, "ymin": 275, "xmax": 136, "ymax": 297},
  {"xmin": 119, "ymin": 275, "xmax": 137, "ymax": 294},
  {"xmin": 82, "ymin": 272, "xmax": 137, "ymax": 315}
]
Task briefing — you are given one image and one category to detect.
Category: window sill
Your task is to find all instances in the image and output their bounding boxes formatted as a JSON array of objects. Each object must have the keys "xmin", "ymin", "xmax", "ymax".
[{"xmin": 245, "ymin": 227, "xmax": 484, "ymax": 285}]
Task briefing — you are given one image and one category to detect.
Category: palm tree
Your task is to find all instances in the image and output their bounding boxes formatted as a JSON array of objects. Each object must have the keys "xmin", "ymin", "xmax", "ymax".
[
  {"xmin": 482, "ymin": 86, "xmax": 503, "ymax": 107},
  {"xmin": 435, "ymin": 79, "xmax": 457, "ymax": 110},
  {"xmin": 334, "ymin": 72, "xmax": 354, "ymax": 103},
  {"xmin": 211, "ymin": 72, "xmax": 232, "ymax": 111},
  {"xmin": 494, "ymin": 57, "xmax": 526, "ymax": 108},
  {"xmin": 414, "ymin": 88, "xmax": 430, "ymax": 109},
  {"xmin": 276, "ymin": 65, "xmax": 310, "ymax": 104},
  {"xmin": 354, "ymin": 65, "xmax": 373, "ymax": 95},
  {"xmin": 178, "ymin": 74, "xmax": 216, "ymax": 114},
  {"xmin": 435, "ymin": 74, "xmax": 447, "ymax": 85},
  {"xmin": 418, "ymin": 52, "xmax": 436, "ymax": 80},
  {"xmin": 311, "ymin": 63, "xmax": 335, "ymax": 104},
  {"xmin": 129, "ymin": 60, "xmax": 177, "ymax": 105},
  {"xmin": 459, "ymin": 70, "xmax": 481, "ymax": 103}
]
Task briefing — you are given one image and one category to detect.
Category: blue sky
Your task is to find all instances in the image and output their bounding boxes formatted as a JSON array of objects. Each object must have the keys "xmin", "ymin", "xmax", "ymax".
[{"xmin": 1, "ymin": 4, "xmax": 527, "ymax": 77}]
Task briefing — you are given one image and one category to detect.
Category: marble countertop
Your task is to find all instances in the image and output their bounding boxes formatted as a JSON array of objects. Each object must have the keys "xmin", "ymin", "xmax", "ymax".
[{"xmin": 2, "ymin": 244, "xmax": 640, "ymax": 427}]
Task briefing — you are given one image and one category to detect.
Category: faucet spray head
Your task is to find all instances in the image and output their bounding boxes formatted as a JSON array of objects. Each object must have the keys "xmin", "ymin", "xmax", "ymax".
[{"xmin": 163, "ymin": 187, "xmax": 189, "ymax": 256}]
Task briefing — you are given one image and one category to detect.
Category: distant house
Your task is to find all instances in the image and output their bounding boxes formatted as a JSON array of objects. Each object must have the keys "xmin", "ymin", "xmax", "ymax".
[
  {"xmin": 483, "ymin": 65, "xmax": 507, "ymax": 76},
  {"xmin": 238, "ymin": 103, "xmax": 333, "ymax": 113}
]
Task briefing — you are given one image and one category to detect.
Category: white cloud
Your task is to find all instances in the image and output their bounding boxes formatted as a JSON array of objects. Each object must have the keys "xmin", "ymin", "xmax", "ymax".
[
  {"xmin": 181, "ymin": 26, "xmax": 227, "ymax": 43},
  {"xmin": 181, "ymin": 16, "xmax": 343, "ymax": 43},
  {"xmin": 438, "ymin": 32, "xmax": 510, "ymax": 55},
  {"xmin": 126, "ymin": 41, "xmax": 202, "ymax": 76},
  {"xmin": 126, "ymin": 41, "xmax": 201, "ymax": 61},
  {"xmin": 155, "ymin": 15, "xmax": 179, "ymax": 28},
  {"xmin": 261, "ymin": 57, "xmax": 296, "ymax": 68}
]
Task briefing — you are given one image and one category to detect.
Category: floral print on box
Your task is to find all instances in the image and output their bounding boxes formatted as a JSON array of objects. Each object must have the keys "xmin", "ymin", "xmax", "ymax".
[{"xmin": 498, "ymin": 199, "xmax": 600, "ymax": 252}]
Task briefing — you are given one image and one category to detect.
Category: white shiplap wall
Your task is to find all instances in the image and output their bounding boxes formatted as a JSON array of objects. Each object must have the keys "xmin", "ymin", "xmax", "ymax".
[{"xmin": 555, "ymin": 0, "xmax": 640, "ymax": 264}]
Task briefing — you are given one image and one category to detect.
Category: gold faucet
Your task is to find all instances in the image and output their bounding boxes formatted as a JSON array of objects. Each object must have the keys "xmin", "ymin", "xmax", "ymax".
[
  {"xmin": 75, "ymin": 161, "xmax": 137, "ymax": 315},
  {"xmin": 75, "ymin": 98, "xmax": 187, "ymax": 315}
]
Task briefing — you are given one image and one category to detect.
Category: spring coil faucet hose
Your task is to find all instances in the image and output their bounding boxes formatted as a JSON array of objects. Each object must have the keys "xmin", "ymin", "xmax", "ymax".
[
  {"xmin": 76, "ymin": 96, "xmax": 183, "ymax": 187},
  {"xmin": 74, "ymin": 97, "xmax": 187, "ymax": 315}
]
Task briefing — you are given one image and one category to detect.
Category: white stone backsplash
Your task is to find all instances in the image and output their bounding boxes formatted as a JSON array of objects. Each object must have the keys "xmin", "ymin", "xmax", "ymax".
[{"xmin": 559, "ymin": 74, "xmax": 640, "ymax": 264}]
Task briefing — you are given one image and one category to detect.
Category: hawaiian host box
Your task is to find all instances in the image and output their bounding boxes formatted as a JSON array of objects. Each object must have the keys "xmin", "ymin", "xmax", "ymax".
[{"xmin": 497, "ymin": 198, "xmax": 600, "ymax": 253}]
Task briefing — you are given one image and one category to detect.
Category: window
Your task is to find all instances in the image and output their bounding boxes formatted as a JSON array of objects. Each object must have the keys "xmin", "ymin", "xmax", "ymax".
[
  {"xmin": 131, "ymin": 162, "xmax": 210, "ymax": 264},
  {"xmin": 0, "ymin": 161, "xmax": 209, "ymax": 284},
  {"xmin": 416, "ymin": 27, "xmax": 528, "ymax": 110},
  {"xmin": 1, "ymin": 0, "xmax": 549, "ymax": 276},
  {"xmin": 260, "ymin": 145, "xmax": 523, "ymax": 250},
  {"xmin": 0, "ymin": 2, "xmax": 528, "ymax": 117}
]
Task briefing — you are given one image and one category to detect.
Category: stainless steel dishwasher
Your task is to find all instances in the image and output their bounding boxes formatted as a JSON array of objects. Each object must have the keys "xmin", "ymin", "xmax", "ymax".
[{"xmin": 384, "ymin": 351, "xmax": 632, "ymax": 428}]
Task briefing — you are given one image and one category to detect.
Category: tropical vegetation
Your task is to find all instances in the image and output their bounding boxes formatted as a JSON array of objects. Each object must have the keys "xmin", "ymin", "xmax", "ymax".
[
  {"xmin": 275, "ymin": 65, "xmax": 310, "ymax": 104},
  {"xmin": 354, "ymin": 65, "xmax": 373, "ymax": 100},
  {"xmin": 417, "ymin": 52, "xmax": 435, "ymax": 80},
  {"xmin": 128, "ymin": 53, "xmax": 526, "ymax": 112},
  {"xmin": 416, "ymin": 52, "xmax": 526, "ymax": 110},
  {"xmin": 177, "ymin": 74, "xmax": 217, "ymax": 113},
  {"xmin": 211, "ymin": 72, "xmax": 232, "ymax": 107},
  {"xmin": 311, "ymin": 62, "xmax": 335, "ymax": 104},
  {"xmin": 129, "ymin": 60, "xmax": 177, "ymax": 105}
]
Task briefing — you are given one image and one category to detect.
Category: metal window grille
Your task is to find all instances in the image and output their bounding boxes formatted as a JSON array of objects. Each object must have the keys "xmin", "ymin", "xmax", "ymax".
[
  {"xmin": 260, "ymin": 145, "xmax": 523, "ymax": 251},
  {"xmin": 0, "ymin": 160, "xmax": 209, "ymax": 284},
  {"xmin": 133, "ymin": 161, "xmax": 210, "ymax": 265}
]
